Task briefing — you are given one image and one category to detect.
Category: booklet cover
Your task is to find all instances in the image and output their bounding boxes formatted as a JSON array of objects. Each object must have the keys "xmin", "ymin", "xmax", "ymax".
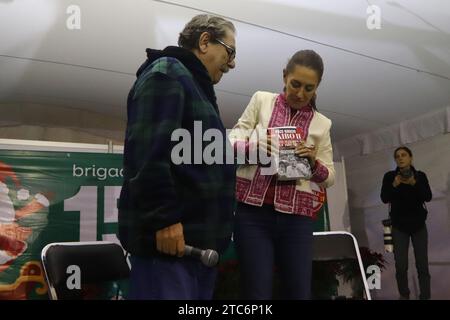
[{"xmin": 267, "ymin": 126, "xmax": 312, "ymax": 181}]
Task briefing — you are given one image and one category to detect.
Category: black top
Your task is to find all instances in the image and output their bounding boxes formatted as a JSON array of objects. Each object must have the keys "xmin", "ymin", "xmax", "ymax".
[{"xmin": 380, "ymin": 166, "xmax": 432, "ymax": 234}]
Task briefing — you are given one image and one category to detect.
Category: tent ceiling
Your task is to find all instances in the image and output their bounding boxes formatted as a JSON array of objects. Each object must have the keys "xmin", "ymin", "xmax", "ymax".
[{"xmin": 1, "ymin": 0, "xmax": 449, "ymax": 142}]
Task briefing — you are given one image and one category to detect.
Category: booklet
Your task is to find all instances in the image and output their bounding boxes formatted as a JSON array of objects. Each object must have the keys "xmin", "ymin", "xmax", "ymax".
[{"xmin": 267, "ymin": 126, "xmax": 312, "ymax": 181}]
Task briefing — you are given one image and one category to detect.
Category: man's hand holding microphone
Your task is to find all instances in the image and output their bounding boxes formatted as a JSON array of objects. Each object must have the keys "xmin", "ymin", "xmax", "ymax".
[
  {"xmin": 156, "ymin": 222, "xmax": 185, "ymax": 257},
  {"xmin": 155, "ymin": 223, "xmax": 219, "ymax": 267}
]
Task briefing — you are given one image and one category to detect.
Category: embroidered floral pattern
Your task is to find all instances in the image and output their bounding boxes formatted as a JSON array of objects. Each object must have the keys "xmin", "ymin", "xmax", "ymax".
[{"xmin": 236, "ymin": 93, "xmax": 328, "ymax": 218}]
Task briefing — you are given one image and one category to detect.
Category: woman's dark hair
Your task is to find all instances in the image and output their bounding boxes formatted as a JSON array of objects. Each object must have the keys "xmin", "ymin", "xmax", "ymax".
[
  {"xmin": 394, "ymin": 146, "xmax": 413, "ymax": 158},
  {"xmin": 284, "ymin": 50, "xmax": 324, "ymax": 110}
]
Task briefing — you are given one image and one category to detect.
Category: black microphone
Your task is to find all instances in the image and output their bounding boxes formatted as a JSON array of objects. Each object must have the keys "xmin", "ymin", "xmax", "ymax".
[{"xmin": 184, "ymin": 245, "xmax": 219, "ymax": 267}]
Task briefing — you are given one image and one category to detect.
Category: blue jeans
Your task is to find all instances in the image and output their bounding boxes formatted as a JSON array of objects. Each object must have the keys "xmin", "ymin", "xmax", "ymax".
[
  {"xmin": 128, "ymin": 255, "xmax": 217, "ymax": 300},
  {"xmin": 234, "ymin": 202, "xmax": 313, "ymax": 299}
]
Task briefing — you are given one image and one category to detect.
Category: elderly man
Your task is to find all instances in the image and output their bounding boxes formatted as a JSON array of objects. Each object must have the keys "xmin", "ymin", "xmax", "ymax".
[{"xmin": 118, "ymin": 14, "xmax": 237, "ymax": 300}]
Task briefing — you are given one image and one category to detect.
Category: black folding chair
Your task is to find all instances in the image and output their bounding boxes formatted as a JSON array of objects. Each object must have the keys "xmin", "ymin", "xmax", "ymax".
[{"xmin": 41, "ymin": 241, "xmax": 130, "ymax": 300}]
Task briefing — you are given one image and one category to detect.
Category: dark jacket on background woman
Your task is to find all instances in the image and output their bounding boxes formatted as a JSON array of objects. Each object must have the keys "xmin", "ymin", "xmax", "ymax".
[{"xmin": 381, "ymin": 166, "xmax": 432, "ymax": 234}]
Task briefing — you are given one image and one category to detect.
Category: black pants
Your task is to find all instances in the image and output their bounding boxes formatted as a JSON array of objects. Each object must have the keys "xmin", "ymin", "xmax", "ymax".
[
  {"xmin": 234, "ymin": 202, "xmax": 313, "ymax": 300},
  {"xmin": 392, "ymin": 225, "xmax": 430, "ymax": 299}
]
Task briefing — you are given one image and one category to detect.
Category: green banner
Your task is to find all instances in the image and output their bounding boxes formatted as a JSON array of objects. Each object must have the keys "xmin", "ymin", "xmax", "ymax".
[
  {"xmin": 0, "ymin": 148, "xmax": 330, "ymax": 300},
  {"xmin": 0, "ymin": 150, "xmax": 123, "ymax": 299}
]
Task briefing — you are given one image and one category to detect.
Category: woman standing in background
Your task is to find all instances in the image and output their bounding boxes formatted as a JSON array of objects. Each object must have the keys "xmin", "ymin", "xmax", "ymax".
[{"xmin": 381, "ymin": 146, "xmax": 432, "ymax": 300}]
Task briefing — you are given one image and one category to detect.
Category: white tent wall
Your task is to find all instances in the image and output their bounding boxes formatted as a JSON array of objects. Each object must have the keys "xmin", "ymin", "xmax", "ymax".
[
  {"xmin": 0, "ymin": 138, "xmax": 124, "ymax": 153},
  {"xmin": 334, "ymin": 105, "xmax": 450, "ymax": 159},
  {"xmin": 326, "ymin": 160, "xmax": 351, "ymax": 232},
  {"xmin": 342, "ymin": 129, "xmax": 450, "ymax": 299},
  {"xmin": 0, "ymin": 102, "xmax": 125, "ymax": 145}
]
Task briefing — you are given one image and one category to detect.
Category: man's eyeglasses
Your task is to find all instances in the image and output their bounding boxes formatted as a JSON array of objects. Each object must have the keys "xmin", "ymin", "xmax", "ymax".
[{"xmin": 215, "ymin": 39, "xmax": 236, "ymax": 62}]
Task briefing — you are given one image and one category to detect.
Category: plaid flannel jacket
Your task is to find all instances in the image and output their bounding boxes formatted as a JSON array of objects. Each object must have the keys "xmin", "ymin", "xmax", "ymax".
[{"xmin": 119, "ymin": 49, "xmax": 236, "ymax": 257}]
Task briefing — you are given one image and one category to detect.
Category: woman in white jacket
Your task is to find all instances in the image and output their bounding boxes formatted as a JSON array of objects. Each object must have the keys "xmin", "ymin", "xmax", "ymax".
[{"xmin": 229, "ymin": 50, "xmax": 335, "ymax": 299}]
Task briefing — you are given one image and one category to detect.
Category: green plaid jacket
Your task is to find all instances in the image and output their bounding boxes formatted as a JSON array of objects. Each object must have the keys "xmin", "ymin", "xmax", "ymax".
[{"xmin": 119, "ymin": 50, "xmax": 236, "ymax": 257}]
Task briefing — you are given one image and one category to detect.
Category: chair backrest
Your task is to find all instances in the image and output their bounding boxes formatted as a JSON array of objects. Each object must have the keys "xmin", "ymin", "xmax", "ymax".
[
  {"xmin": 41, "ymin": 241, "xmax": 130, "ymax": 300},
  {"xmin": 312, "ymin": 231, "xmax": 372, "ymax": 300}
]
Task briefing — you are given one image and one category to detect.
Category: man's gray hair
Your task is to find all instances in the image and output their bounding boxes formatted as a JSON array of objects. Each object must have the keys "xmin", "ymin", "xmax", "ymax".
[{"xmin": 178, "ymin": 14, "xmax": 235, "ymax": 50}]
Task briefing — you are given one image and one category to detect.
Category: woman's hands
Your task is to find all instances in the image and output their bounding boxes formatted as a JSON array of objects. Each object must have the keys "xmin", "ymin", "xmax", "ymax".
[
  {"xmin": 295, "ymin": 141, "xmax": 317, "ymax": 169},
  {"xmin": 393, "ymin": 175, "xmax": 416, "ymax": 188}
]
